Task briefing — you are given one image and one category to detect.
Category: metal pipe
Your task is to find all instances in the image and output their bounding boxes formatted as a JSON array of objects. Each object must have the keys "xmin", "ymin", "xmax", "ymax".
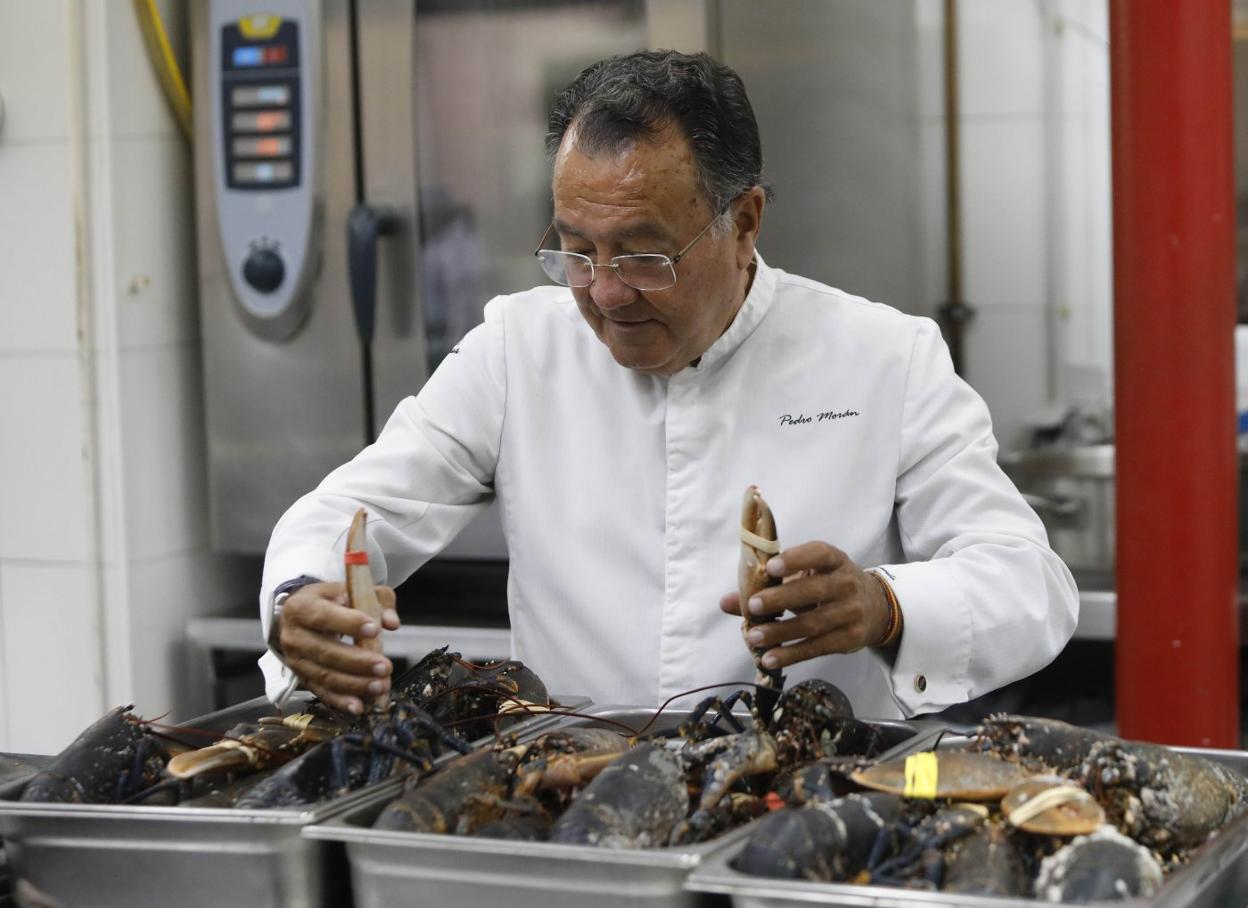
[
  {"xmin": 939, "ymin": 0, "xmax": 972, "ymax": 375},
  {"xmin": 1110, "ymin": 0, "xmax": 1238, "ymax": 747}
]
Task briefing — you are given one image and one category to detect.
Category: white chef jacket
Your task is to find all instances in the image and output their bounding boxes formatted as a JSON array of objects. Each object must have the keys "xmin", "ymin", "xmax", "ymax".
[{"xmin": 259, "ymin": 254, "xmax": 1078, "ymax": 718}]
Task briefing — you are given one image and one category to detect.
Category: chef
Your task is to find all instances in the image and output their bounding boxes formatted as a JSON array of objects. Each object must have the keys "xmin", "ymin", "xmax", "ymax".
[{"xmin": 259, "ymin": 50, "xmax": 1078, "ymax": 719}]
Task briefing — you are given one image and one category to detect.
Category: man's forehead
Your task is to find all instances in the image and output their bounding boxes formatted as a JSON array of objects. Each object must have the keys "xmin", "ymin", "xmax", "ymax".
[
  {"xmin": 551, "ymin": 136, "xmax": 708, "ymax": 243},
  {"xmin": 552, "ymin": 216, "xmax": 673, "ymax": 242}
]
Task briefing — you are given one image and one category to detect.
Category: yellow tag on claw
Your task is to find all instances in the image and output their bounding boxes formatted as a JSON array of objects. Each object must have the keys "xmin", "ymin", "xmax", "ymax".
[{"xmin": 903, "ymin": 751, "xmax": 940, "ymax": 798}]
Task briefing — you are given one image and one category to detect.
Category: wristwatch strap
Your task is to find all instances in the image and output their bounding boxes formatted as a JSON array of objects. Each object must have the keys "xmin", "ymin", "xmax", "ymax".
[{"xmin": 267, "ymin": 574, "xmax": 321, "ymax": 658}]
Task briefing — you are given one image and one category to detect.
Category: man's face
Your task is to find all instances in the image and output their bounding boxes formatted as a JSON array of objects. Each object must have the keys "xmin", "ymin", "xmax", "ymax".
[{"xmin": 550, "ymin": 127, "xmax": 759, "ymax": 376}]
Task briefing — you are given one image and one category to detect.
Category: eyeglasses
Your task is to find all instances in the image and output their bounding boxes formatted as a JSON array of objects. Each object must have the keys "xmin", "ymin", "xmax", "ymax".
[{"xmin": 534, "ymin": 211, "xmax": 722, "ymax": 292}]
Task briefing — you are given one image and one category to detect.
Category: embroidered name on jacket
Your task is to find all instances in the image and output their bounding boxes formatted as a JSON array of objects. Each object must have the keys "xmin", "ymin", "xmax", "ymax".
[{"xmin": 779, "ymin": 409, "xmax": 861, "ymax": 426}]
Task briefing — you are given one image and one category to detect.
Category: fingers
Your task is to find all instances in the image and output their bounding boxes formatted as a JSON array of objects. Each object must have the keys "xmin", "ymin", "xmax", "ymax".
[
  {"xmin": 732, "ymin": 542, "xmax": 881, "ymax": 669},
  {"xmin": 286, "ymin": 646, "xmax": 392, "ymax": 715},
  {"xmin": 377, "ymin": 586, "xmax": 401, "ymax": 630},
  {"xmin": 720, "ymin": 591, "xmax": 742, "ymax": 615},
  {"xmin": 286, "ymin": 584, "xmax": 381, "ymax": 638},
  {"xmin": 764, "ymin": 541, "xmax": 848, "ymax": 580},
  {"xmin": 279, "ymin": 581, "xmax": 394, "ymax": 716},
  {"xmin": 756, "ymin": 626, "xmax": 870, "ymax": 670},
  {"xmin": 745, "ymin": 598, "xmax": 867, "ymax": 650},
  {"xmin": 746, "ymin": 561, "xmax": 866, "ymax": 619}
]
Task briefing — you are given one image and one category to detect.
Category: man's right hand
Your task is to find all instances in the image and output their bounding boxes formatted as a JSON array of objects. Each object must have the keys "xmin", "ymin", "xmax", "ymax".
[{"xmin": 275, "ymin": 581, "xmax": 400, "ymax": 715}]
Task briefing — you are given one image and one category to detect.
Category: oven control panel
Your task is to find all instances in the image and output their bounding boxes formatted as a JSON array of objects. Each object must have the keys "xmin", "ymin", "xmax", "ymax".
[{"xmin": 209, "ymin": 1, "xmax": 318, "ymax": 338}]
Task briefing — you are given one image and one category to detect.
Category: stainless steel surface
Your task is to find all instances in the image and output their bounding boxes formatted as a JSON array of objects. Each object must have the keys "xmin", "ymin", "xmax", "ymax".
[
  {"xmin": 0, "ymin": 693, "xmax": 575, "ymax": 908},
  {"xmin": 305, "ymin": 707, "xmax": 926, "ymax": 908},
  {"xmin": 1073, "ymin": 588, "xmax": 1115, "ymax": 640},
  {"xmin": 685, "ymin": 745, "xmax": 1248, "ymax": 908},
  {"xmin": 195, "ymin": 0, "xmax": 377, "ymax": 552},
  {"xmin": 1001, "ymin": 444, "xmax": 1116, "ymax": 577},
  {"xmin": 186, "ymin": 615, "xmax": 512, "ymax": 661},
  {"xmin": 719, "ymin": 1, "xmax": 928, "ymax": 317},
  {"xmin": 355, "ymin": 0, "xmax": 425, "ymax": 431}
]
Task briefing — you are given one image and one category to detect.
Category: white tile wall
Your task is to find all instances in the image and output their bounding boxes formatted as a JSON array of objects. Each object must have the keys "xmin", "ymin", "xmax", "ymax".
[
  {"xmin": 953, "ymin": 0, "xmax": 1112, "ymax": 444},
  {"xmin": 0, "ymin": 142, "xmax": 80, "ymax": 353},
  {"xmin": 118, "ymin": 344, "xmax": 210, "ymax": 560},
  {"xmin": 962, "ymin": 303, "xmax": 1052, "ymax": 448},
  {"xmin": 126, "ymin": 550, "xmax": 255, "ymax": 721},
  {"xmin": 90, "ymin": 1, "xmax": 183, "ymax": 141},
  {"xmin": 126, "ymin": 553, "xmax": 206, "ymax": 718},
  {"xmin": 958, "ymin": 0, "xmax": 1045, "ymax": 117},
  {"xmin": 0, "ymin": 568, "xmax": 7, "ymax": 749},
  {"xmin": 0, "ymin": 354, "xmax": 94, "ymax": 562},
  {"xmin": 916, "ymin": 117, "xmax": 948, "ymax": 315},
  {"xmin": 110, "ymin": 136, "xmax": 198, "ymax": 350},
  {"xmin": 914, "ymin": 0, "xmax": 946, "ymax": 119},
  {"xmin": 0, "ymin": 1, "xmax": 264, "ymax": 750},
  {"xmin": 0, "ymin": 562, "xmax": 104, "ymax": 753},
  {"xmin": 960, "ymin": 118, "xmax": 1048, "ymax": 309},
  {"xmin": 0, "ymin": 0, "xmax": 74, "ymax": 143}
]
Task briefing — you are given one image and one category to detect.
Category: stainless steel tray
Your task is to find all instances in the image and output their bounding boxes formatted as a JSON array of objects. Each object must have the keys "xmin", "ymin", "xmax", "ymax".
[
  {"xmin": 684, "ymin": 743, "xmax": 1248, "ymax": 908},
  {"xmin": 0, "ymin": 692, "xmax": 584, "ymax": 908},
  {"xmin": 305, "ymin": 706, "xmax": 930, "ymax": 908}
]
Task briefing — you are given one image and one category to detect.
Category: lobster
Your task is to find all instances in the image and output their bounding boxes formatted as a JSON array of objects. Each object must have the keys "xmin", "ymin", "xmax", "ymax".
[
  {"xmin": 1034, "ymin": 826, "xmax": 1165, "ymax": 902},
  {"xmin": 374, "ymin": 726, "xmax": 630, "ymax": 835},
  {"xmin": 549, "ymin": 742, "xmax": 689, "ymax": 848},
  {"xmin": 976, "ymin": 713, "xmax": 1248, "ymax": 853},
  {"xmin": 732, "ymin": 792, "xmax": 903, "ymax": 881},
  {"xmin": 163, "ymin": 711, "xmax": 345, "ymax": 780},
  {"xmin": 20, "ymin": 706, "xmax": 168, "ymax": 804}
]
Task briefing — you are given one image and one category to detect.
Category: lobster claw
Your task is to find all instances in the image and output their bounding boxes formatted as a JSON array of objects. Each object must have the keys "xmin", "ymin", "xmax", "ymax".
[{"xmin": 739, "ymin": 485, "xmax": 785, "ymax": 713}]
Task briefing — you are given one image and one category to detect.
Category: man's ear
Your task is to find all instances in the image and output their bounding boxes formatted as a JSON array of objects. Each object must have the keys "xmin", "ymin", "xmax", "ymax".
[{"xmin": 733, "ymin": 186, "xmax": 766, "ymax": 270}]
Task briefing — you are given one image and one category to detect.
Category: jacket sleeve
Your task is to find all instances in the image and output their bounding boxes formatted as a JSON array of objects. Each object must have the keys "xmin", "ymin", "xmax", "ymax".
[
  {"xmin": 873, "ymin": 319, "xmax": 1079, "ymax": 715},
  {"xmin": 258, "ymin": 298, "xmax": 509, "ymax": 704}
]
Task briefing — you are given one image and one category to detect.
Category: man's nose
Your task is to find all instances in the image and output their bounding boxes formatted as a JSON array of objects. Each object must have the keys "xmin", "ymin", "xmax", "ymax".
[{"xmin": 588, "ymin": 265, "xmax": 640, "ymax": 311}]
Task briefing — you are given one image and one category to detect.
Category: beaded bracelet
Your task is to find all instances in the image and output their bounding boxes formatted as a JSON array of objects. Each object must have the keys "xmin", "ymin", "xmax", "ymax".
[{"xmin": 869, "ymin": 571, "xmax": 903, "ymax": 648}]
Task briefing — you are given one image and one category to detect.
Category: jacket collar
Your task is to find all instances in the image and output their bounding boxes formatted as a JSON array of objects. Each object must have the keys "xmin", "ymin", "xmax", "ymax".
[{"xmin": 683, "ymin": 251, "xmax": 777, "ymax": 375}]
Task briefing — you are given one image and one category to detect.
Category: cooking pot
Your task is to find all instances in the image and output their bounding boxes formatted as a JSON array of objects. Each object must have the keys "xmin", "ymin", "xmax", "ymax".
[{"xmin": 1000, "ymin": 444, "xmax": 1115, "ymax": 588}]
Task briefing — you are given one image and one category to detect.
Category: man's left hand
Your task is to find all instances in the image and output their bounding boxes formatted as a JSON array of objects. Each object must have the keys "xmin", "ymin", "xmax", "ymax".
[{"xmin": 719, "ymin": 542, "xmax": 892, "ymax": 670}]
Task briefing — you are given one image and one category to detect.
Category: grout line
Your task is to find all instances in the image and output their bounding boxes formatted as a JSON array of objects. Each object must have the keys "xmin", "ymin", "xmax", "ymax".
[
  {"xmin": 0, "ymin": 557, "xmax": 98, "ymax": 569},
  {"xmin": 0, "ymin": 135, "xmax": 76, "ymax": 149},
  {"xmin": 0, "ymin": 339, "xmax": 201, "ymax": 359}
]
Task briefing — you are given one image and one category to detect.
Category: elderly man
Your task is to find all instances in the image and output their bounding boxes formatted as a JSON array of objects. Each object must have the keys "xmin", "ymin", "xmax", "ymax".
[{"xmin": 260, "ymin": 50, "xmax": 1078, "ymax": 719}]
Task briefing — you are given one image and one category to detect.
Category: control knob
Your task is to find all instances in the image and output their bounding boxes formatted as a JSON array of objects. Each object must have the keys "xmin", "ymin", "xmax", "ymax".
[{"xmin": 242, "ymin": 248, "xmax": 285, "ymax": 293}]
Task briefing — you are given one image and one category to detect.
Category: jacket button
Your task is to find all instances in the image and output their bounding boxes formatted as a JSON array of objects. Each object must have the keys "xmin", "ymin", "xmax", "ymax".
[{"xmin": 913, "ymin": 674, "xmax": 927, "ymax": 693}]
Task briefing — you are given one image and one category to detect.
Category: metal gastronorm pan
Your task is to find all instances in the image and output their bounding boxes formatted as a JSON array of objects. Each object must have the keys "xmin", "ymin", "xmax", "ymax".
[
  {"xmin": 684, "ymin": 744, "xmax": 1248, "ymax": 908},
  {"xmin": 0, "ymin": 693, "xmax": 583, "ymax": 908},
  {"xmin": 304, "ymin": 706, "xmax": 932, "ymax": 908}
]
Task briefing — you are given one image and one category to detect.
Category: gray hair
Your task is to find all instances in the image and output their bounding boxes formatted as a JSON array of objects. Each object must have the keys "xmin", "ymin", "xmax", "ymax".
[{"xmin": 546, "ymin": 50, "xmax": 773, "ymax": 220}]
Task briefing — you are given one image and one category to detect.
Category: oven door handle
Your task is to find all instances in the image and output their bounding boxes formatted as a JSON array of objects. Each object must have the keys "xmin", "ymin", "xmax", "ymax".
[{"xmin": 346, "ymin": 203, "xmax": 400, "ymax": 346}]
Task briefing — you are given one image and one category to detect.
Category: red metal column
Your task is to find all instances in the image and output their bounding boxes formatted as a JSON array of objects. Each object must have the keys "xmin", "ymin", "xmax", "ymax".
[{"xmin": 1110, "ymin": 0, "xmax": 1238, "ymax": 747}]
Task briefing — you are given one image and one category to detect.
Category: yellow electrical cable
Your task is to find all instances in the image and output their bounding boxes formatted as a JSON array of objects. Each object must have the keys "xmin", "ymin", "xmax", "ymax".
[{"xmin": 132, "ymin": 0, "xmax": 193, "ymax": 141}]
